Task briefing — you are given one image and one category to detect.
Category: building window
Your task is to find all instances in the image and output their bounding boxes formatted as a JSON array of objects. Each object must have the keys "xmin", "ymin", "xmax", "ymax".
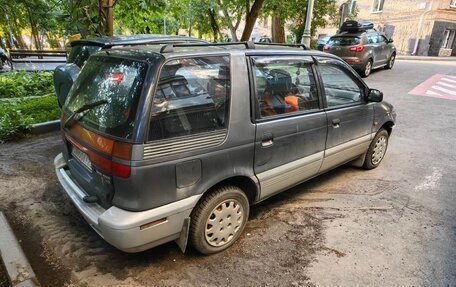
[
  {"xmin": 451, "ymin": 0, "xmax": 456, "ymax": 8},
  {"xmin": 372, "ymin": 0, "xmax": 384, "ymax": 12},
  {"xmin": 442, "ymin": 30, "xmax": 456, "ymax": 49}
]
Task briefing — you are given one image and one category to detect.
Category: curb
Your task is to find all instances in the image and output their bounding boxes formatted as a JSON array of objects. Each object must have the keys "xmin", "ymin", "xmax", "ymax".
[
  {"xmin": 396, "ymin": 56, "xmax": 456, "ymax": 61},
  {"xmin": 0, "ymin": 212, "xmax": 40, "ymax": 287},
  {"xmin": 30, "ymin": 120, "xmax": 60, "ymax": 135}
]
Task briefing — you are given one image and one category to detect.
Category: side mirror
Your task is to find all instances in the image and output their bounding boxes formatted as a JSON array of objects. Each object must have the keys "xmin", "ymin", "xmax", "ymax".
[
  {"xmin": 53, "ymin": 64, "xmax": 80, "ymax": 109},
  {"xmin": 368, "ymin": 89, "xmax": 383, "ymax": 102},
  {"xmin": 388, "ymin": 38, "xmax": 394, "ymax": 43}
]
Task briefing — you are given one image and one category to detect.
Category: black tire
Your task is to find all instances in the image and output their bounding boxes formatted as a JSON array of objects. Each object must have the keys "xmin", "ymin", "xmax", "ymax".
[
  {"xmin": 189, "ymin": 185, "xmax": 249, "ymax": 255},
  {"xmin": 360, "ymin": 59, "xmax": 373, "ymax": 78},
  {"xmin": 384, "ymin": 52, "xmax": 396, "ymax": 70},
  {"xmin": 363, "ymin": 129, "xmax": 389, "ymax": 170}
]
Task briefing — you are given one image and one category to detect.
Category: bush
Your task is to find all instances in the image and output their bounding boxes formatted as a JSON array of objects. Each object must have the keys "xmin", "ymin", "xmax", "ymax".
[
  {"xmin": 0, "ymin": 71, "xmax": 54, "ymax": 99},
  {"xmin": 0, "ymin": 96, "xmax": 60, "ymax": 142}
]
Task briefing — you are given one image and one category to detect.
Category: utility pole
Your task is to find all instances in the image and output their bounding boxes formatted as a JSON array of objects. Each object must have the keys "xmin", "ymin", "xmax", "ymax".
[{"xmin": 301, "ymin": 0, "xmax": 314, "ymax": 47}]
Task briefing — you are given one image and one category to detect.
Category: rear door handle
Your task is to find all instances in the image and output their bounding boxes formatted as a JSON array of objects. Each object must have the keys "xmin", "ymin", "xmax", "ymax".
[
  {"xmin": 261, "ymin": 133, "xmax": 274, "ymax": 147},
  {"xmin": 332, "ymin": 118, "xmax": 341, "ymax": 128}
]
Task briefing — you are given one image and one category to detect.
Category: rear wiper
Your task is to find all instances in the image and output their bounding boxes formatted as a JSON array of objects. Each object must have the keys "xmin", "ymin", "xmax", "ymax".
[{"xmin": 63, "ymin": 99, "xmax": 108, "ymax": 128}]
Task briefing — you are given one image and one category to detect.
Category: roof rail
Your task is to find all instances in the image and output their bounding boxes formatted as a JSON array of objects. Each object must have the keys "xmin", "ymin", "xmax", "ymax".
[
  {"xmin": 160, "ymin": 41, "xmax": 256, "ymax": 53},
  {"xmin": 253, "ymin": 42, "xmax": 308, "ymax": 50}
]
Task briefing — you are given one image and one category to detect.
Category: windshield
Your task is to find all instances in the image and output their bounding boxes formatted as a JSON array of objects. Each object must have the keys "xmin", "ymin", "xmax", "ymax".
[
  {"xmin": 328, "ymin": 36, "xmax": 360, "ymax": 46},
  {"xmin": 67, "ymin": 45, "xmax": 102, "ymax": 67},
  {"xmin": 63, "ymin": 56, "xmax": 148, "ymax": 139}
]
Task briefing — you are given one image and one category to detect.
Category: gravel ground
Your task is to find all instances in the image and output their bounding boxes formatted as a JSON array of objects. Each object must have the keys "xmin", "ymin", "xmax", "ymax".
[
  {"xmin": 0, "ymin": 60, "xmax": 455, "ymax": 287},
  {"xmin": 0, "ymin": 260, "xmax": 8, "ymax": 287}
]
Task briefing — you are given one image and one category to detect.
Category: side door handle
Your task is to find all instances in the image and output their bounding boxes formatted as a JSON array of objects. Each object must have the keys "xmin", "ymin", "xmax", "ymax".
[
  {"xmin": 261, "ymin": 133, "xmax": 274, "ymax": 147},
  {"xmin": 332, "ymin": 118, "xmax": 341, "ymax": 128}
]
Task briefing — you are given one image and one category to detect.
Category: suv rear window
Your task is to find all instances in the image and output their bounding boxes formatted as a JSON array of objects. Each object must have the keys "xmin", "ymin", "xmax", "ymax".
[
  {"xmin": 67, "ymin": 45, "xmax": 102, "ymax": 67},
  {"xmin": 64, "ymin": 56, "xmax": 147, "ymax": 139},
  {"xmin": 328, "ymin": 36, "xmax": 360, "ymax": 46}
]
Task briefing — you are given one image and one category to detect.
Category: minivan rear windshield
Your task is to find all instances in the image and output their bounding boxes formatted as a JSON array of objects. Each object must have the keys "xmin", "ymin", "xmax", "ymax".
[
  {"xmin": 63, "ymin": 56, "xmax": 147, "ymax": 140},
  {"xmin": 328, "ymin": 36, "xmax": 360, "ymax": 46},
  {"xmin": 67, "ymin": 45, "xmax": 102, "ymax": 67}
]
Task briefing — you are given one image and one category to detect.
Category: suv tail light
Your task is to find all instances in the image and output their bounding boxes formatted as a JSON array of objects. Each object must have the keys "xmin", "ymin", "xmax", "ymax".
[
  {"xmin": 65, "ymin": 126, "xmax": 132, "ymax": 178},
  {"xmin": 349, "ymin": 45, "xmax": 365, "ymax": 52},
  {"xmin": 323, "ymin": 45, "xmax": 330, "ymax": 51}
]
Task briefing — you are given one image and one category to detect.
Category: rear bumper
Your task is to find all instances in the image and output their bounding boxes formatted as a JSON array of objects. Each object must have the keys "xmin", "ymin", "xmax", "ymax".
[
  {"xmin": 54, "ymin": 153, "xmax": 200, "ymax": 253},
  {"xmin": 340, "ymin": 57, "xmax": 366, "ymax": 69}
]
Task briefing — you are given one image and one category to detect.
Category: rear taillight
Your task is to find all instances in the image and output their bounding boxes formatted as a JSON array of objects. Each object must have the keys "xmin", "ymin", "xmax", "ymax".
[
  {"xmin": 65, "ymin": 128, "xmax": 132, "ymax": 179},
  {"xmin": 323, "ymin": 45, "xmax": 330, "ymax": 51},
  {"xmin": 349, "ymin": 45, "xmax": 365, "ymax": 52}
]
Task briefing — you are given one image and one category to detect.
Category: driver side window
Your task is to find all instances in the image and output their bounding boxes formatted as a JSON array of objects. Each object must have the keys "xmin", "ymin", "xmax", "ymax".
[{"xmin": 318, "ymin": 61, "xmax": 365, "ymax": 107}]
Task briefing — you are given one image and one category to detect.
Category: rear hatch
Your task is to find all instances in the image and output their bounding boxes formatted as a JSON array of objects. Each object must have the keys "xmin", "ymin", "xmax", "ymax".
[
  {"xmin": 325, "ymin": 36, "xmax": 362, "ymax": 59},
  {"xmin": 61, "ymin": 54, "xmax": 148, "ymax": 208}
]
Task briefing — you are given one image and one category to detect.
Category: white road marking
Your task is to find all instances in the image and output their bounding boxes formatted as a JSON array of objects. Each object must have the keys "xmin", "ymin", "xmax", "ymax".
[
  {"xmin": 432, "ymin": 85, "xmax": 456, "ymax": 96},
  {"xmin": 415, "ymin": 167, "xmax": 442, "ymax": 192},
  {"xmin": 436, "ymin": 81, "xmax": 456, "ymax": 89},
  {"xmin": 425, "ymin": 90, "xmax": 444, "ymax": 97},
  {"xmin": 441, "ymin": 77, "xmax": 456, "ymax": 84}
]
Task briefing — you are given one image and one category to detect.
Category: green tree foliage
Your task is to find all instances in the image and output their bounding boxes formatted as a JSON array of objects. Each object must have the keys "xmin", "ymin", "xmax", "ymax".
[{"xmin": 263, "ymin": 0, "xmax": 338, "ymax": 43}]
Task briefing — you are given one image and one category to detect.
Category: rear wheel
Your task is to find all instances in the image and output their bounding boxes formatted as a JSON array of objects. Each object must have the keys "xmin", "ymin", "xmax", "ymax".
[
  {"xmin": 363, "ymin": 129, "xmax": 389, "ymax": 169},
  {"xmin": 190, "ymin": 186, "xmax": 249, "ymax": 254},
  {"xmin": 360, "ymin": 59, "xmax": 373, "ymax": 78},
  {"xmin": 385, "ymin": 53, "xmax": 396, "ymax": 69}
]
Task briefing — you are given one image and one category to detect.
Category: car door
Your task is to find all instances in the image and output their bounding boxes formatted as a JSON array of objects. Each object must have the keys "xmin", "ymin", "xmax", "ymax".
[
  {"xmin": 315, "ymin": 57, "xmax": 375, "ymax": 172},
  {"xmin": 250, "ymin": 55, "xmax": 327, "ymax": 200},
  {"xmin": 366, "ymin": 33, "xmax": 382, "ymax": 66},
  {"xmin": 376, "ymin": 33, "xmax": 389, "ymax": 65}
]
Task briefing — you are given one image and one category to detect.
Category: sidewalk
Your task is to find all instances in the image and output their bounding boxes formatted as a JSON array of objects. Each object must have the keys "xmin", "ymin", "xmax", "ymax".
[{"xmin": 397, "ymin": 55, "xmax": 456, "ymax": 61}]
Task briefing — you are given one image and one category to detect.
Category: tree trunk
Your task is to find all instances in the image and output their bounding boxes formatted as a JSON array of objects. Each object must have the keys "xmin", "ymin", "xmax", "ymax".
[
  {"xmin": 240, "ymin": 0, "xmax": 266, "ymax": 41},
  {"xmin": 271, "ymin": 16, "xmax": 285, "ymax": 43},
  {"xmin": 294, "ymin": 23, "xmax": 306, "ymax": 44},
  {"xmin": 208, "ymin": 9, "xmax": 221, "ymax": 41},
  {"xmin": 217, "ymin": 0, "xmax": 241, "ymax": 41},
  {"xmin": 99, "ymin": 0, "xmax": 113, "ymax": 36},
  {"xmin": 27, "ymin": 7, "xmax": 42, "ymax": 50}
]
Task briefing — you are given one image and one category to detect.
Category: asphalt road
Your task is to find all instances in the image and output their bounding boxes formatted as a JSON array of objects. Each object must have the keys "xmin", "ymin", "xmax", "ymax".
[{"xmin": 0, "ymin": 59, "xmax": 455, "ymax": 287}]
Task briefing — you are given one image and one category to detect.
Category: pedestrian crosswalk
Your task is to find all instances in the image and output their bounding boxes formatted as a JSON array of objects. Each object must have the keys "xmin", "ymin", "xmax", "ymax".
[{"xmin": 409, "ymin": 74, "xmax": 456, "ymax": 101}]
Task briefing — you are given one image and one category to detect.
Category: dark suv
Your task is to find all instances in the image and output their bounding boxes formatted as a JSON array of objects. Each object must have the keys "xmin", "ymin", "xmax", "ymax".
[
  {"xmin": 54, "ymin": 42, "xmax": 396, "ymax": 255},
  {"xmin": 324, "ymin": 21, "xmax": 396, "ymax": 77}
]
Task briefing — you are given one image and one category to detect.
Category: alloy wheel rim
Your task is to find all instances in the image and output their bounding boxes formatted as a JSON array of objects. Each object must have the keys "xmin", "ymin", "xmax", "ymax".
[
  {"xmin": 365, "ymin": 61, "xmax": 372, "ymax": 75},
  {"xmin": 372, "ymin": 135, "xmax": 387, "ymax": 165},
  {"xmin": 205, "ymin": 199, "xmax": 244, "ymax": 247},
  {"xmin": 390, "ymin": 55, "xmax": 395, "ymax": 67}
]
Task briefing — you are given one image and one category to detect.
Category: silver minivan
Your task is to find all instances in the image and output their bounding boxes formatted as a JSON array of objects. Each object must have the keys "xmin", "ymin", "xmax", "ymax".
[{"xmin": 55, "ymin": 42, "xmax": 396, "ymax": 255}]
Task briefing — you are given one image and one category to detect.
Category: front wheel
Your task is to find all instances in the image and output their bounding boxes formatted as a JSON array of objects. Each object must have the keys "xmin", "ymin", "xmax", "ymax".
[
  {"xmin": 189, "ymin": 186, "xmax": 249, "ymax": 254},
  {"xmin": 385, "ymin": 53, "xmax": 396, "ymax": 69},
  {"xmin": 363, "ymin": 129, "xmax": 389, "ymax": 169}
]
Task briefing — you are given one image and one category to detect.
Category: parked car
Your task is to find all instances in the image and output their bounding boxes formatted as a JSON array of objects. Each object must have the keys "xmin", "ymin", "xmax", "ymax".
[
  {"xmin": 53, "ymin": 34, "xmax": 206, "ymax": 108},
  {"xmin": 54, "ymin": 42, "xmax": 396, "ymax": 255},
  {"xmin": 316, "ymin": 34, "xmax": 332, "ymax": 51},
  {"xmin": 323, "ymin": 20, "xmax": 396, "ymax": 77}
]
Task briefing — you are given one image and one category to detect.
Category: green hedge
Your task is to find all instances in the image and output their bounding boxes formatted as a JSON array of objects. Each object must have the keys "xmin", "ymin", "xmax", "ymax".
[
  {"xmin": 0, "ymin": 71, "xmax": 54, "ymax": 99},
  {"xmin": 0, "ymin": 71, "xmax": 60, "ymax": 142},
  {"xmin": 0, "ymin": 96, "xmax": 60, "ymax": 142}
]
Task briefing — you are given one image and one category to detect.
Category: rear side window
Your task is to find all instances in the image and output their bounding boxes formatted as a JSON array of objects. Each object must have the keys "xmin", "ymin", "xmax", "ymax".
[
  {"xmin": 252, "ymin": 56, "xmax": 319, "ymax": 118},
  {"xmin": 64, "ymin": 56, "xmax": 147, "ymax": 139},
  {"xmin": 148, "ymin": 56, "xmax": 230, "ymax": 141},
  {"xmin": 67, "ymin": 45, "xmax": 102, "ymax": 67},
  {"xmin": 328, "ymin": 37, "xmax": 360, "ymax": 46}
]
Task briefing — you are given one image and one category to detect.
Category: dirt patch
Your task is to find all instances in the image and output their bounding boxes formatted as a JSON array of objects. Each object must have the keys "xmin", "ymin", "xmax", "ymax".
[{"xmin": 0, "ymin": 133, "xmax": 326, "ymax": 287}]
